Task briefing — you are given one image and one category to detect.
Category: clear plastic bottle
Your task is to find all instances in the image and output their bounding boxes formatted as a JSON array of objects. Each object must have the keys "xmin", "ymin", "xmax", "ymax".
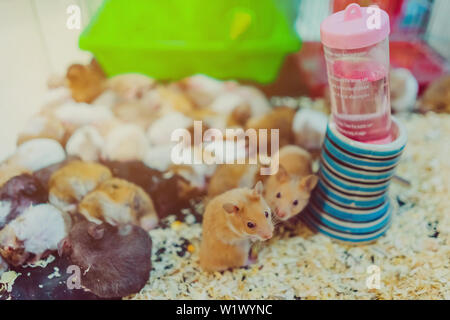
[{"xmin": 321, "ymin": 3, "xmax": 392, "ymax": 144}]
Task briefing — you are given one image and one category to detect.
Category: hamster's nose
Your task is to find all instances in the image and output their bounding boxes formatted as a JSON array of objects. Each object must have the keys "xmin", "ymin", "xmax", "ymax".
[
  {"xmin": 262, "ymin": 231, "xmax": 273, "ymax": 240},
  {"xmin": 276, "ymin": 209, "xmax": 286, "ymax": 218}
]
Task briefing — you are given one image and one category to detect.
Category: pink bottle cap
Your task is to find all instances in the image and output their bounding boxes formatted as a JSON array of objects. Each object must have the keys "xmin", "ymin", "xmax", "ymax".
[{"xmin": 321, "ymin": 3, "xmax": 390, "ymax": 50}]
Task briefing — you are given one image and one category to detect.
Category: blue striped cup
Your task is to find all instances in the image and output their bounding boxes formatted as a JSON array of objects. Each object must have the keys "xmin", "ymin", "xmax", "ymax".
[{"xmin": 302, "ymin": 117, "xmax": 407, "ymax": 243}]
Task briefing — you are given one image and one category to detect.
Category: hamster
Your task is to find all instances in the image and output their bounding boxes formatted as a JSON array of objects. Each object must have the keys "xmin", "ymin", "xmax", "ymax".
[
  {"xmin": 78, "ymin": 178, "xmax": 158, "ymax": 231},
  {"xmin": 92, "ymin": 89, "xmax": 119, "ymax": 108},
  {"xmin": 53, "ymin": 102, "xmax": 114, "ymax": 130},
  {"xmin": 179, "ymin": 74, "xmax": 236, "ymax": 108},
  {"xmin": 65, "ymin": 125, "xmax": 105, "ymax": 162},
  {"xmin": 66, "ymin": 59, "xmax": 106, "ymax": 103},
  {"xmin": 0, "ymin": 163, "xmax": 30, "ymax": 187},
  {"xmin": 102, "ymin": 160, "xmax": 204, "ymax": 222},
  {"xmin": 0, "ymin": 204, "xmax": 71, "ymax": 266},
  {"xmin": 170, "ymin": 163, "xmax": 216, "ymax": 191},
  {"xmin": 390, "ymin": 68, "xmax": 418, "ymax": 113},
  {"xmin": 157, "ymin": 85, "xmax": 196, "ymax": 115},
  {"xmin": 143, "ymin": 144, "xmax": 174, "ymax": 172},
  {"xmin": 10, "ymin": 138, "xmax": 66, "ymax": 172},
  {"xmin": 228, "ymin": 104, "xmax": 252, "ymax": 127},
  {"xmin": 199, "ymin": 181, "xmax": 274, "ymax": 272},
  {"xmin": 60, "ymin": 220, "xmax": 152, "ymax": 298},
  {"xmin": 0, "ymin": 174, "xmax": 48, "ymax": 229},
  {"xmin": 246, "ymin": 106, "xmax": 296, "ymax": 150},
  {"xmin": 103, "ymin": 123, "xmax": 149, "ymax": 162},
  {"xmin": 207, "ymin": 163, "xmax": 260, "ymax": 198},
  {"xmin": 201, "ymin": 85, "xmax": 270, "ymax": 125},
  {"xmin": 113, "ymin": 101, "xmax": 157, "ymax": 130},
  {"xmin": 264, "ymin": 145, "xmax": 318, "ymax": 221},
  {"xmin": 292, "ymin": 108, "xmax": 328, "ymax": 151},
  {"xmin": 147, "ymin": 112, "xmax": 193, "ymax": 146},
  {"xmin": 49, "ymin": 161, "xmax": 112, "ymax": 213},
  {"xmin": 17, "ymin": 115, "xmax": 66, "ymax": 146},
  {"xmin": 32, "ymin": 157, "xmax": 75, "ymax": 191},
  {"xmin": 210, "ymin": 92, "xmax": 249, "ymax": 115},
  {"xmin": 420, "ymin": 74, "xmax": 450, "ymax": 114},
  {"xmin": 107, "ymin": 73, "xmax": 155, "ymax": 100},
  {"xmin": 234, "ymin": 85, "xmax": 272, "ymax": 118}
]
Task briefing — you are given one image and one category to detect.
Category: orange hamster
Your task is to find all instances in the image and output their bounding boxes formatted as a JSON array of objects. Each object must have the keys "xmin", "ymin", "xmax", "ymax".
[
  {"xmin": 107, "ymin": 73, "xmax": 155, "ymax": 100},
  {"xmin": 49, "ymin": 161, "xmax": 112, "ymax": 213},
  {"xmin": 264, "ymin": 145, "xmax": 318, "ymax": 221},
  {"xmin": 207, "ymin": 163, "xmax": 261, "ymax": 198},
  {"xmin": 78, "ymin": 178, "xmax": 158, "ymax": 231},
  {"xmin": 199, "ymin": 181, "xmax": 273, "ymax": 272},
  {"xmin": 245, "ymin": 106, "xmax": 296, "ymax": 151},
  {"xmin": 207, "ymin": 145, "xmax": 318, "ymax": 221},
  {"xmin": 66, "ymin": 59, "xmax": 106, "ymax": 103}
]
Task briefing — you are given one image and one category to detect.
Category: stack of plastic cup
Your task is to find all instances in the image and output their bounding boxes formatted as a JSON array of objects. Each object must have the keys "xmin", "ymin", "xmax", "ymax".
[{"xmin": 302, "ymin": 118, "xmax": 407, "ymax": 243}]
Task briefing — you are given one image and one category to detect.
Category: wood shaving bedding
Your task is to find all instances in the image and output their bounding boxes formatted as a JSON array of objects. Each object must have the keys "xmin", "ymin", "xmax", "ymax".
[{"xmin": 128, "ymin": 113, "xmax": 449, "ymax": 300}]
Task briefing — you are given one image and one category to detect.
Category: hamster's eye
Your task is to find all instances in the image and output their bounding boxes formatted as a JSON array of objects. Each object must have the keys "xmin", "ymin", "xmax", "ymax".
[
  {"xmin": 293, "ymin": 200, "xmax": 299, "ymax": 206},
  {"xmin": 264, "ymin": 211, "xmax": 269, "ymax": 218},
  {"xmin": 276, "ymin": 192, "xmax": 281, "ymax": 198},
  {"xmin": 247, "ymin": 222, "xmax": 256, "ymax": 228}
]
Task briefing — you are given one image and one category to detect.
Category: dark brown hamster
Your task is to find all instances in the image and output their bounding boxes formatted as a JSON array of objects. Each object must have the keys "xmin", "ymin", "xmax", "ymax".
[
  {"xmin": 0, "ymin": 174, "xmax": 47, "ymax": 229},
  {"xmin": 61, "ymin": 220, "xmax": 152, "ymax": 298},
  {"xmin": 1, "ymin": 255, "xmax": 103, "ymax": 300}
]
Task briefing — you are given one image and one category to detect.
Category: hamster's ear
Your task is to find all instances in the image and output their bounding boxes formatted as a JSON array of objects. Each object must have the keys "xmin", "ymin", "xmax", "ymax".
[
  {"xmin": 223, "ymin": 203, "xmax": 239, "ymax": 214},
  {"xmin": 251, "ymin": 180, "xmax": 264, "ymax": 199},
  {"xmin": 57, "ymin": 237, "xmax": 71, "ymax": 257},
  {"xmin": 275, "ymin": 165, "xmax": 289, "ymax": 183},
  {"xmin": 88, "ymin": 223, "xmax": 105, "ymax": 240},
  {"xmin": 299, "ymin": 175, "xmax": 319, "ymax": 192}
]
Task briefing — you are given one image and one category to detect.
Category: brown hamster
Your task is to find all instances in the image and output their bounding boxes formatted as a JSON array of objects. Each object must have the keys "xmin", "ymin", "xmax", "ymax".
[
  {"xmin": 66, "ymin": 59, "xmax": 106, "ymax": 103},
  {"xmin": 102, "ymin": 160, "xmax": 205, "ymax": 222},
  {"xmin": 264, "ymin": 145, "xmax": 318, "ymax": 221},
  {"xmin": 49, "ymin": 161, "xmax": 112, "ymax": 213},
  {"xmin": 78, "ymin": 178, "xmax": 158, "ymax": 231},
  {"xmin": 245, "ymin": 106, "xmax": 296, "ymax": 151},
  {"xmin": 228, "ymin": 104, "xmax": 252, "ymax": 127},
  {"xmin": 199, "ymin": 181, "xmax": 273, "ymax": 272},
  {"xmin": 420, "ymin": 74, "xmax": 450, "ymax": 114},
  {"xmin": 113, "ymin": 101, "xmax": 158, "ymax": 130},
  {"xmin": 60, "ymin": 220, "xmax": 152, "ymax": 298},
  {"xmin": 207, "ymin": 163, "xmax": 261, "ymax": 198},
  {"xmin": 107, "ymin": 73, "xmax": 155, "ymax": 100}
]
